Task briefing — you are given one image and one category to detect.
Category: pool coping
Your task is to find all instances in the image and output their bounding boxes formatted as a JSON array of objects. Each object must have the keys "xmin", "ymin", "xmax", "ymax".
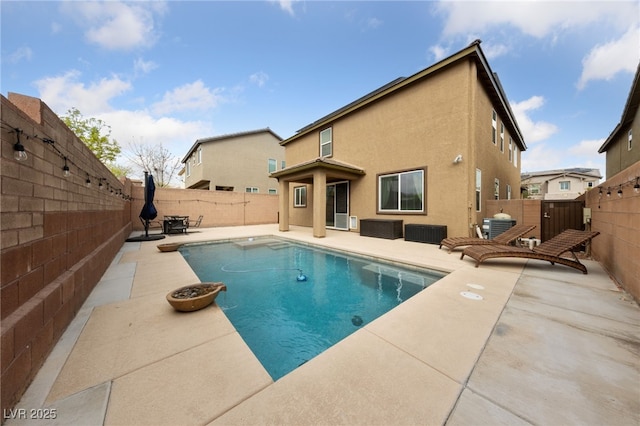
[{"xmin": 7, "ymin": 224, "xmax": 639, "ymax": 425}]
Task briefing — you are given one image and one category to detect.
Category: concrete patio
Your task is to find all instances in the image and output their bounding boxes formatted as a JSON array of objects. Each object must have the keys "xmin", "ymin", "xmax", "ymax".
[{"xmin": 6, "ymin": 224, "xmax": 639, "ymax": 425}]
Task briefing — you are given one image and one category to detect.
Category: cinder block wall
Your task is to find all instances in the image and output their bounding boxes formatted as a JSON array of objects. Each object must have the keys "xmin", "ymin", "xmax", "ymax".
[
  {"xmin": 131, "ymin": 185, "xmax": 279, "ymax": 230},
  {"xmin": 1, "ymin": 93, "xmax": 132, "ymax": 417},
  {"xmin": 584, "ymin": 161, "xmax": 640, "ymax": 302}
]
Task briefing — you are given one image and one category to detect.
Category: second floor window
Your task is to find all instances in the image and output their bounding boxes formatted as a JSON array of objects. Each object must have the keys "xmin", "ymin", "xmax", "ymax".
[
  {"xmin": 492, "ymin": 110, "xmax": 497, "ymax": 145},
  {"xmin": 320, "ymin": 127, "xmax": 332, "ymax": 157},
  {"xmin": 529, "ymin": 183, "xmax": 540, "ymax": 195},
  {"xmin": 197, "ymin": 146, "xmax": 202, "ymax": 164},
  {"xmin": 268, "ymin": 158, "xmax": 276, "ymax": 173},
  {"xmin": 560, "ymin": 181, "xmax": 570, "ymax": 191},
  {"xmin": 500, "ymin": 123, "xmax": 504, "ymax": 152},
  {"xmin": 629, "ymin": 129, "xmax": 633, "ymax": 151}
]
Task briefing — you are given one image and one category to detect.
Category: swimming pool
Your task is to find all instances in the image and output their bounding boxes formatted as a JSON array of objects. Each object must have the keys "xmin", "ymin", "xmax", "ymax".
[{"xmin": 180, "ymin": 237, "xmax": 446, "ymax": 380}]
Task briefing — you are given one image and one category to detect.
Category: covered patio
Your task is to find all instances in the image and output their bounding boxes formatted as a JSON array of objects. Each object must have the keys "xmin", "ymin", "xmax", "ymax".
[{"xmin": 271, "ymin": 157, "xmax": 366, "ymax": 238}]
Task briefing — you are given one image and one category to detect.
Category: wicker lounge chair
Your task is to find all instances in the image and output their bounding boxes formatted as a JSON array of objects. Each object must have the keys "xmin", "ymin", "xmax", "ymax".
[
  {"xmin": 460, "ymin": 229, "xmax": 600, "ymax": 274},
  {"xmin": 439, "ymin": 224, "xmax": 536, "ymax": 253}
]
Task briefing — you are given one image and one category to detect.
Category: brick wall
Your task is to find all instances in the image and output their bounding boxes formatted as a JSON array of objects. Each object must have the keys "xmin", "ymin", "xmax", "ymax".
[{"xmin": 1, "ymin": 93, "xmax": 132, "ymax": 417}]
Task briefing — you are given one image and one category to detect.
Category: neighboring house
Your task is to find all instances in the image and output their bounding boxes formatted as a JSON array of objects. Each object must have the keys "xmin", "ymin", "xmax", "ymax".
[
  {"xmin": 271, "ymin": 40, "xmax": 526, "ymax": 238},
  {"xmin": 521, "ymin": 168, "xmax": 602, "ymax": 200},
  {"xmin": 182, "ymin": 128, "xmax": 285, "ymax": 193},
  {"xmin": 598, "ymin": 63, "xmax": 640, "ymax": 179}
]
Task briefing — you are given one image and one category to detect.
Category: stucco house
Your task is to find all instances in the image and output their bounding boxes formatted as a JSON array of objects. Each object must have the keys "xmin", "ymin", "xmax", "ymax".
[
  {"xmin": 598, "ymin": 63, "xmax": 640, "ymax": 179},
  {"xmin": 521, "ymin": 168, "xmax": 602, "ymax": 200},
  {"xmin": 272, "ymin": 40, "xmax": 526, "ymax": 239},
  {"xmin": 182, "ymin": 128, "xmax": 285, "ymax": 193}
]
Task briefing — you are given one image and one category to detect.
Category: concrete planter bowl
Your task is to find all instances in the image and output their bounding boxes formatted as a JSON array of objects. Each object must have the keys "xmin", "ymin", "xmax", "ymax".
[{"xmin": 166, "ymin": 283, "xmax": 227, "ymax": 312}]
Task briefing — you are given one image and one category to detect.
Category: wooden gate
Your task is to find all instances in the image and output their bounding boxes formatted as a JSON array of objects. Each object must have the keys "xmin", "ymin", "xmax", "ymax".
[{"xmin": 541, "ymin": 200, "xmax": 585, "ymax": 242}]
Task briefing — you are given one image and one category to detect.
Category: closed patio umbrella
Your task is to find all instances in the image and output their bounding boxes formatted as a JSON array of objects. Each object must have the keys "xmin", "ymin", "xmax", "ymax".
[
  {"xmin": 140, "ymin": 172, "xmax": 158, "ymax": 237},
  {"xmin": 127, "ymin": 171, "xmax": 165, "ymax": 242}
]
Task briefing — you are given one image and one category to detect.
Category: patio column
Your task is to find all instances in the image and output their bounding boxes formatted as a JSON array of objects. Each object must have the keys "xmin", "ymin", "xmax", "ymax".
[
  {"xmin": 312, "ymin": 170, "xmax": 326, "ymax": 238},
  {"xmin": 278, "ymin": 180, "xmax": 289, "ymax": 232}
]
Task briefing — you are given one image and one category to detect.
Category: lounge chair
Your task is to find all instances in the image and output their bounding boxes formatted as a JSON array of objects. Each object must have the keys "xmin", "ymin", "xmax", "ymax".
[
  {"xmin": 460, "ymin": 229, "xmax": 600, "ymax": 274},
  {"xmin": 439, "ymin": 224, "xmax": 536, "ymax": 253},
  {"xmin": 188, "ymin": 215, "xmax": 203, "ymax": 228}
]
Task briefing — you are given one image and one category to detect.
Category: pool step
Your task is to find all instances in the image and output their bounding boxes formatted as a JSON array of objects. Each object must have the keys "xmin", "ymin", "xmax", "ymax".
[
  {"xmin": 361, "ymin": 264, "xmax": 429, "ymax": 287},
  {"xmin": 233, "ymin": 238, "xmax": 290, "ymax": 250}
]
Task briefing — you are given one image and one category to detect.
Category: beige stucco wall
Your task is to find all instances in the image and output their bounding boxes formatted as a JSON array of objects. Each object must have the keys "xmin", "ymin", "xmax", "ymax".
[
  {"xmin": 604, "ymin": 107, "xmax": 640, "ymax": 179},
  {"xmin": 131, "ymin": 186, "xmax": 279, "ymax": 229},
  {"xmin": 284, "ymin": 58, "xmax": 522, "ymax": 238},
  {"xmin": 185, "ymin": 131, "xmax": 284, "ymax": 194}
]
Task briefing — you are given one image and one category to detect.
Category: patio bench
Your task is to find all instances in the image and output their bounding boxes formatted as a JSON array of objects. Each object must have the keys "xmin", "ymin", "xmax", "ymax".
[{"xmin": 359, "ymin": 219, "xmax": 403, "ymax": 240}]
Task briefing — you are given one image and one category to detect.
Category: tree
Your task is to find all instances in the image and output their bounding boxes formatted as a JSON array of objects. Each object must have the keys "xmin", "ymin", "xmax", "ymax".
[
  {"xmin": 61, "ymin": 107, "xmax": 122, "ymax": 167},
  {"xmin": 125, "ymin": 142, "xmax": 182, "ymax": 187}
]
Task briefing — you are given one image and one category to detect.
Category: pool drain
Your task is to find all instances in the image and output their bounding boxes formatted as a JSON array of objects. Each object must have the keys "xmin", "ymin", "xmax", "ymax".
[{"xmin": 460, "ymin": 291, "xmax": 483, "ymax": 300}]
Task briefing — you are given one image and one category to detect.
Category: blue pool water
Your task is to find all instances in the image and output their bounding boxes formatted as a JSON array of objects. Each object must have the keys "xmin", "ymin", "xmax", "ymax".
[{"xmin": 180, "ymin": 237, "xmax": 445, "ymax": 380}]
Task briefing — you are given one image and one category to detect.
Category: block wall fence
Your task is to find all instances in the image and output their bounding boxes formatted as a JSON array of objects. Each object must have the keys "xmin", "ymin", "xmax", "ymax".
[
  {"xmin": 1, "ymin": 93, "xmax": 131, "ymax": 417},
  {"xmin": 1, "ymin": 93, "xmax": 280, "ymax": 417},
  {"xmin": 487, "ymin": 161, "xmax": 640, "ymax": 302}
]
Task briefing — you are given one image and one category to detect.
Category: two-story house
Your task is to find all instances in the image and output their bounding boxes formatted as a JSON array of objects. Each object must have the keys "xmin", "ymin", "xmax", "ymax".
[
  {"xmin": 521, "ymin": 168, "xmax": 602, "ymax": 200},
  {"xmin": 271, "ymin": 40, "xmax": 526, "ymax": 238},
  {"xmin": 182, "ymin": 128, "xmax": 285, "ymax": 193},
  {"xmin": 598, "ymin": 63, "xmax": 640, "ymax": 179}
]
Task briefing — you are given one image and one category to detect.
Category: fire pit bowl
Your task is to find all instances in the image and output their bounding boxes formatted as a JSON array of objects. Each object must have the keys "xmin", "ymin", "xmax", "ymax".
[
  {"xmin": 166, "ymin": 283, "xmax": 227, "ymax": 312},
  {"xmin": 157, "ymin": 243, "xmax": 183, "ymax": 252}
]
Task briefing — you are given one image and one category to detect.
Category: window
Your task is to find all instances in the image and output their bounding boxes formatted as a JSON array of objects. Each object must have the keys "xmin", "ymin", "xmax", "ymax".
[
  {"xmin": 508, "ymin": 138, "xmax": 513, "ymax": 162},
  {"xmin": 268, "ymin": 158, "xmax": 276, "ymax": 173},
  {"xmin": 494, "ymin": 178, "xmax": 500, "ymax": 200},
  {"xmin": 320, "ymin": 127, "xmax": 332, "ymax": 157},
  {"xmin": 294, "ymin": 186, "xmax": 307, "ymax": 207},
  {"xmin": 500, "ymin": 123, "xmax": 504, "ymax": 152},
  {"xmin": 378, "ymin": 169, "xmax": 424, "ymax": 212},
  {"xmin": 245, "ymin": 187, "xmax": 259, "ymax": 193},
  {"xmin": 629, "ymin": 129, "xmax": 633, "ymax": 151},
  {"xmin": 513, "ymin": 145, "xmax": 518, "ymax": 167},
  {"xmin": 492, "ymin": 110, "xmax": 497, "ymax": 145},
  {"xmin": 185, "ymin": 161, "xmax": 191, "ymax": 177},
  {"xmin": 506, "ymin": 184, "xmax": 512, "ymax": 200},
  {"xmin": 475, "ymin": 169, "xmax": 482, "ymax": 211},
  {"xmin": 529, "ymin": 184, "xmax": 540, "ymax": 195},
  {"xmin": 197, "ymin": 146, "xmax": 202, "ymax": 164},
  {"xmin": 281, "ymin": 160, "xmax": 286, "ymax": 169},
  {"xmin": 559, "ymin": 181, "xmax": 570, "ymax": 191},
  {"xmin": 268, "ymin": 188, "xmax": 277, "ymax": 194}
]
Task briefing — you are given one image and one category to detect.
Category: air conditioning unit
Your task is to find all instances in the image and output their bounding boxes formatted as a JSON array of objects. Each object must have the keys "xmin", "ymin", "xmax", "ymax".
[{"xmin": 482, "ymin": 219, "xmax": 516, "ymax": 239}]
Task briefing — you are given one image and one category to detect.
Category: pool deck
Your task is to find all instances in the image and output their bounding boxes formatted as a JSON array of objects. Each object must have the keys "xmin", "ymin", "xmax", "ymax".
[{"xmin": 7, "ymin": 224, "xmax": 640, "ymax": 425}]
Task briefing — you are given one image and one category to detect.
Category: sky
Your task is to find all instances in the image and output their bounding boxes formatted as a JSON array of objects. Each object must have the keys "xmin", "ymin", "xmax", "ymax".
[{"xmin": 2, "ymin": 1, "xmax": 639, "ymax": 184}]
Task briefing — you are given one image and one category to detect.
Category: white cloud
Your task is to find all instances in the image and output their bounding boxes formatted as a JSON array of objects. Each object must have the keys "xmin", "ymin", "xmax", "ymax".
[
  {"xmin": 511, "ymin": 96, "xmax": 559, "ymax": 143},
  {"xmin": 271, "ymin": 0, "xmax": 297, "ymax": 16},
  {"xmin": 151, "ymin": 80, "xmax": 223, "ymax": 115},
  {"xmin": 364, "ymin": 17, "xmax": 383, "ymax": 31},
  {"xmin": 429, "ymin": 44, "xmax": 448, "ymax": 61},
  {"xmin": 100, "ymin": 109, "xmax": 213, "ymax": 155},
  {"xmin": 249, "ymin": 71, "xmax": 269, "ymax": 88},
  {"xmin": 62, "ymin": 1, "xmax": 167, "ymax": 51},
  {"xmin": 34, "ymin": 70, "xmax": 131, "ymax": 115},
  {"xmin": 436, "ymin": 1, "xmax": 637, "ymax": 39},
  {"xmin": 521, "ymin": 138, "xmax": 606, "ymax": 175},
  {"xmin": 7, "ymin": 46, "xmax": 32, "ymax": 64},
  {"xmin": 134, "ymin": 58, "xmax": 158, "ymax": 75},
  {"xmin": 577, "ymin": 25, "xmax": 640, "ymax": 90}
]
